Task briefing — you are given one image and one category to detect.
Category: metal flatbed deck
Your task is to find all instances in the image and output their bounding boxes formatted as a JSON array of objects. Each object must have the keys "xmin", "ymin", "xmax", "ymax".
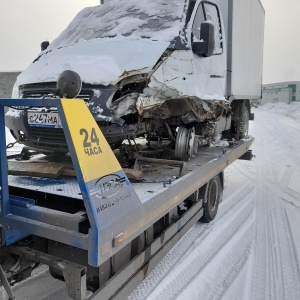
[{"xmin": 7, "ymin": 138, "xmax": 253, "ymax": 203}]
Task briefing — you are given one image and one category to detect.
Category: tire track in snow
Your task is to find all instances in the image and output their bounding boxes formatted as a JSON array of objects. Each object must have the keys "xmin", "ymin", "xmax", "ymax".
[
  {"xmin": 263, "ymin": 146, "xmax": 300, "ymax": 300},
  {"xmin": 245, "ymin": 127, "xmax": 300, "ymax": 300},
  {"xmin": 142, "ymin": 190, "xmax": 254, "ymax": 300},
  {"xmin": 249, "ymin": 190, "xmax": 276, "ymax": 300},
  {"xmin": 129, "ymin": 184, "xmax": 254, "ymax": 300},
  {"xmin": 284, "ymin": 208, "xmax": 300, "ymax": 288},
  {"xmin": 248, "ymin": 188, "xmax": 300, "ymax": 300},
  {"xmin": 178, "ymin": 222, "xmax": 253, "ymax": 300},
  {"xmin": 233, "ymin": 112, "xmax": 300, "ymax": 204}
]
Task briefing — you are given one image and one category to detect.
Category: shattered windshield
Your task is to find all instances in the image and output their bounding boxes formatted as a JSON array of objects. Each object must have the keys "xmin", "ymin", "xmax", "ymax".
[{"xmin": 48, "ymin": 0, "xmax": 187, "ymax": 50}]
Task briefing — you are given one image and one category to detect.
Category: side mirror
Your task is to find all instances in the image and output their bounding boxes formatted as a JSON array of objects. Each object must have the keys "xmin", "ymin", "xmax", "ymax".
[
  {"xmin": 192, "ymin": 22, "xmax": 215, "ymax": 57},
  {"xmin": 41, "ymin": 41, "xmax": 50, "ymax": 51}
]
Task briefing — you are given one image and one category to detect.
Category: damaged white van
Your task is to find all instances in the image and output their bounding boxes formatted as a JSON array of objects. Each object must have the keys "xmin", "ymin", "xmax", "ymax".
[{"xmin": 6, "ymin": 0, "xmax": 264, "ymax": 160}]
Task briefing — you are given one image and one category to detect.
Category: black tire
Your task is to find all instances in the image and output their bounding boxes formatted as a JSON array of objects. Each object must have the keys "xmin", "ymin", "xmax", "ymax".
[
  {"xmin": 231, "ymin": 100, "xmax": 249, "ymax": 140},
  {"xmin": 201, "ymin": 175, "xmax": 222, "ymax": 223},
  {"xmin": 239, "ymin": 103, "xmax": 249, "ymax": 139}
]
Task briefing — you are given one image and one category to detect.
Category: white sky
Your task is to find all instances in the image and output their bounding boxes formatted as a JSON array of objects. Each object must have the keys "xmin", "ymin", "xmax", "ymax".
[
  {"xmin": 0, "ymin": 0, "xmax": 99, "ymax": 71},
  {"xmin": 0, "ymin": 0, "xmax": 299, "ymax": 84}
]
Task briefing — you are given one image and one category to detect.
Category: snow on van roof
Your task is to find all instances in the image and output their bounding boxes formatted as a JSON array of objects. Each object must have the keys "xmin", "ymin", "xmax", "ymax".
[{"xmin": 48, "ymin": 0, "xmax": 187, "ymax": 50}]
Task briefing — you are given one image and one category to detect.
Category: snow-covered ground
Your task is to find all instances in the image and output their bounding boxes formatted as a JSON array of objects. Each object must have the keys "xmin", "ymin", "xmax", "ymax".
[{"xmin": 5, "ymin": 102, "xmax": 300, "ymax": 299}]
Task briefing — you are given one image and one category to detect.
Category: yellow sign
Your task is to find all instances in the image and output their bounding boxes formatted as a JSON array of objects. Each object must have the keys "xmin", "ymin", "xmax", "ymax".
[{"xmin": 61, "ymin": 99, "xmax": 122, "ymax": 182}]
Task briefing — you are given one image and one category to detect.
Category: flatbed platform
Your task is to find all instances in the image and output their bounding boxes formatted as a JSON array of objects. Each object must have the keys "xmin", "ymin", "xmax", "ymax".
[{"xmin": 7, "ymin": 138, "xmax": 253, "ymax": 203}]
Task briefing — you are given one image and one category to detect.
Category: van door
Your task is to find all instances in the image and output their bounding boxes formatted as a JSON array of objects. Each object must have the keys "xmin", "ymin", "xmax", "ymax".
[
  {"xmin": 190, "ymin": 0, "xmax": 226, "ymax": 99},
  {"xmin": 138, "ymin": 1, "xmax": 227, "ymax": 104}
]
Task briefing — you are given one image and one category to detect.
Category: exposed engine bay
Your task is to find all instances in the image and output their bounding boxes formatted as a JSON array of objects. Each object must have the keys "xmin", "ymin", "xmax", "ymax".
[{"xmin": 6, "ymin": 67, "xmax": 239, "ymax": 162}]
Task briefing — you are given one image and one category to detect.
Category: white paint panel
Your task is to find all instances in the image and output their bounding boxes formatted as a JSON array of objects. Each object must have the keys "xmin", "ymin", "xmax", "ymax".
[{"xmin": 147, "ymin": 49, "xmax": 226, "ymax": 100}]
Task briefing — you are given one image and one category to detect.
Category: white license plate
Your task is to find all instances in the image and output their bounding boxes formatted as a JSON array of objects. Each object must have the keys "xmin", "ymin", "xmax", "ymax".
[{"xmin": 27, "ymin": 111, "xmax": 62, "ymax": 128}]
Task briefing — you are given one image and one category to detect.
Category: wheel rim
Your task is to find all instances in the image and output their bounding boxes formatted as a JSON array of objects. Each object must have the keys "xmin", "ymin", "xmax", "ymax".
[{"xmin": 175, "ymin": 127, "xmax": 198, "ymax": 160}]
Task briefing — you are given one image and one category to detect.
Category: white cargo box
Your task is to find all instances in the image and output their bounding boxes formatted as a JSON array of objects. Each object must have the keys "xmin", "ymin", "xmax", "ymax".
[{"xmin": 215, "ymin": 0, "xmax": 265, "ymax": 99}]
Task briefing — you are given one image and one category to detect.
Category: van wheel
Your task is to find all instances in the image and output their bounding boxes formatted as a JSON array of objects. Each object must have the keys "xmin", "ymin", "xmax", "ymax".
[
  {"xmin": 231, "ymin": 100, "xmax": 249, "ymax": 140},
  {"xmin": 175, "ymin": 126, "xmax": 198, "ymax": 161},
  {"xmin": 239, "ymin": 103, "xmax": 249, "ymax": 139},
  {"xmin": 201, "ymin": 175, "xmax": 222, "ymax": 223}
]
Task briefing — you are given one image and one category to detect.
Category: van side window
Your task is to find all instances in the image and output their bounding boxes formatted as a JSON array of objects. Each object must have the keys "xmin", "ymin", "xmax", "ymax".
[
  {"xmin": 203, "ymin": 3, "xmax": 223, "ymax": 54},
  {"xmin": 192, "ymin": 4, "xmax": 205, "ymax": 41}
]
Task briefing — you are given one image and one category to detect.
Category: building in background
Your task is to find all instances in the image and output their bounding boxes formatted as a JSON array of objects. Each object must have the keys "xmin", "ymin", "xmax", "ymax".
[
  {"xmin": 261, "ymin": 81, "xmax": 300, "ymax": 105},
  {"xmin": 0, "ymin": 72, "xmax": 21, "ymax": 98}
]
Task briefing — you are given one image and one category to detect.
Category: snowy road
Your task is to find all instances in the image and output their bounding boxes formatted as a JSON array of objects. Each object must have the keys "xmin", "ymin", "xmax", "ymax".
[{"xmin": 6, "ymin": 104, "xmax": 300, "ymax": 300}]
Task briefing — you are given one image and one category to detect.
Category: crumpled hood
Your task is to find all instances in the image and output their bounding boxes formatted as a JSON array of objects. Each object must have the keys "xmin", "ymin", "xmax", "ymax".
[{"xmin": 17, "ymin": 39, "xmax": 170, "ymax": 86}]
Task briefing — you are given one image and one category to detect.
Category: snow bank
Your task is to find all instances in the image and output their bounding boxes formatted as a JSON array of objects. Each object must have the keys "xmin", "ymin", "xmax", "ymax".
[{"xmin": 259, "ymin": 102, "xmax": 300, "ymax": 120}]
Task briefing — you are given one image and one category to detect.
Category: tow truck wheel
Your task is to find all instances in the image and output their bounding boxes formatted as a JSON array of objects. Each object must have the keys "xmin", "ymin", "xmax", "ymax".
[
  {"xmin": 175, "ymin": 127, "xmax": 198, "ymax": 161},
  {"xmin": 201, "ymin": 175, "xmax": 222, "ymax": 223}
]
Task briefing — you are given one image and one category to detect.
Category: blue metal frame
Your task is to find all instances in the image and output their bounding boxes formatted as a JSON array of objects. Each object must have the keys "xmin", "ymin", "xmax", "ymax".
[
  {"xmin": 0, "ymin": 98, "xmax": 90, "ymax": 249},
  {"xmin": 0, "ymin": 105, "xmax": 9, "ymax": 217},
  {"xmin": 0, "ymin": 98, "xmax": 255, "ymax": 268},
  {"xmin": 0, "ymin": 98, "xmax": 142, "ymax": 266},
  {"xmin": 1, "ymin": 99, "xmax": 60, "ymax": 215}
]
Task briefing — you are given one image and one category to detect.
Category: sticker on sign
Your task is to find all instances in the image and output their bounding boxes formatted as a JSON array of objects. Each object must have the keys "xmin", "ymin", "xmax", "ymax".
[{"xmin": 27, "ymin": 111, "xmax": 62, "ymax": 128}]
